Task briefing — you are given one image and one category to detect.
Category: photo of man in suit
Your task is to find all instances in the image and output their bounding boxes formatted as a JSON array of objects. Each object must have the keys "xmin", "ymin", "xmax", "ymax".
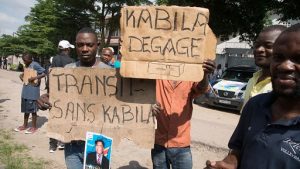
[{"xmin": 86, "ymin": 139, "xmax": 109, "ymax": 169}]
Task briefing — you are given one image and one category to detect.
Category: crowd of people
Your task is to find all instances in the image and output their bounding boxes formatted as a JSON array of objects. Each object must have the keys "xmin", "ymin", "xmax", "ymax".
[{"xmin": 9, "ymin": 22, "xmax": 300, "ymax": 169}]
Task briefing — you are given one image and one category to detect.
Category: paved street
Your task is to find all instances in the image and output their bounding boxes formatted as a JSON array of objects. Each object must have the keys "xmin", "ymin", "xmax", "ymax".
[{"xmin": 0, "ymin": 69, "xmax": 240, "ymax": 168}]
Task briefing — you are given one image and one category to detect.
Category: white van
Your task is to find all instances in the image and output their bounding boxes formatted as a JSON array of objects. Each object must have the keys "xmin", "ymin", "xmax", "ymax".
[{"xmin": 196, "ymin": 65, "xmax": 257, "ymax": 111}]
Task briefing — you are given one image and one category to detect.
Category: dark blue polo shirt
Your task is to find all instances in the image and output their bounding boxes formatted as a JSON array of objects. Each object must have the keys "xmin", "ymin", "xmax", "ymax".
[{"xmin": 229, "ymin": 92, "xmax": 300, "ymax": 169}]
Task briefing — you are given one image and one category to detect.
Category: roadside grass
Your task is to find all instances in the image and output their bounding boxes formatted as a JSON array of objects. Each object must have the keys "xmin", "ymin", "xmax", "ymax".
[{"xmin": 0, "ymin": 129, "xmax": 49, "ymax": 169}]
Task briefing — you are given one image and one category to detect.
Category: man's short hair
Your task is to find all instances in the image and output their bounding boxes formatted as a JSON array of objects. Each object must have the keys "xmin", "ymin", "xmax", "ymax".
[
  {"xmin": 261, "ymin": 25, "xmax": 287, "ymax": 33},
  {"xmin": 102, "ymin": 48, "xmax": 113, "ymax": 54},
  {"xmin": 282, "ymin": 23, "xmax": 300, "ymax": 33},
  {"xmin": 77, "ymin": 27, "xmax": 98, "ymax": 38},
  {"xmin": 275, "ymin": 23, "xmax": 300, "ymax": 43},
  {"xmin": 108, "ymin": 47, "xmax": 114, "ymax": 54},
  {"xmin": 95, "ymin": 139, "xmax": 105, "ymax": 147},
  {"xmin": 22, "ymin": 53, "xmax": 32, "ymax": 60}
]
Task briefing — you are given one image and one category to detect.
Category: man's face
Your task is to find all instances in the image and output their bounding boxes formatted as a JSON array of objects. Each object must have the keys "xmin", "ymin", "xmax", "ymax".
[
  {"xmin": 271, "ymin": 32, "xmax": 300, "ymax": 97},
  {"xmin": 75, "ymin": 33, "xmax": 98, "ymax": 65},
  {"xmin": 254, "ymin": 30, "xmax": 282, "ymax": 68},
  {"xmin": 101, "ymin": 49, "xmax": 113, "ymax": 64},
  {"xmin": 22, "ymin": 56, "xmax": 32, "ymax": 66},
  {"xmin": 95, "ymin": 141, "xmax": 103, "ymax": 155}
]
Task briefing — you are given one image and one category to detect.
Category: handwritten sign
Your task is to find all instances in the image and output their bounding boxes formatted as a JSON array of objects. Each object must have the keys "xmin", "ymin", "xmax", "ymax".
[
  {"xmin": 47, "ymin": 68, "xmax": 156, "ymax": 148},
  {"xmin": 23, "ymin": 68, "xmax": 38, "ymax": 85},
  {"xmin": 120, "ymin": 6, "xmax": 217, "ymax": 81}
]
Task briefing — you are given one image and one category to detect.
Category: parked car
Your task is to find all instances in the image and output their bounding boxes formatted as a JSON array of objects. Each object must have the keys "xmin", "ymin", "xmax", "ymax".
[{"xmin": 194, "ymin": 65, "xmax": 257, "ymax": 111}]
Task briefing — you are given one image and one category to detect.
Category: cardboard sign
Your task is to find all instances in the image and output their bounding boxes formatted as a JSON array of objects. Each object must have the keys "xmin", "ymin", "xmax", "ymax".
[
  {"xmin": 120, "ymin": 6, "xmax": 217, "ymax": 81},
  {"xmin": 47, "ymin": 68, "xmax": 155, "ymax": 148},
  {"xmin": 23, "ymin": 68, "xmax": 38, "ymax": 85}
]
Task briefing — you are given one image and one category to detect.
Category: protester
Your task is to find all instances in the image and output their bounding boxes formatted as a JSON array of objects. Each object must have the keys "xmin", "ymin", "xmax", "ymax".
[
  {"xmin": 14, "ymin": 54, "xmax": 45, "ymax": 134},
  {"xmin": 51, "ymin": 40, "xmax": 75, "ymax": 67},
  {"xmin": 37, "ymin": 27, "xmax": 112, "ymax": 169},
  {"xmin": 86, "ymin": 140, "xmax": 109, "ymax": 169},
  {"xmin": 243, "ymin": 25, "xmax": 286, "ymax": 107},
  {"xmin": 151, "ymin": 60, "xmax": 215, "ymax": 169},
  {"xmin": 101, "ymin": 47, "xmax": 121, "ymax": 68},
  {"xmin": 206, "ymin": 23, "xmax": 300, "ymax": 169},
  {"xmin": 49, "ymin": 40, "xmax": 75, "ymax": 153}
]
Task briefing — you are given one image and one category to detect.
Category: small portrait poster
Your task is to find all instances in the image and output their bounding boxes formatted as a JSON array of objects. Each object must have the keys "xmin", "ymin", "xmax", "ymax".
[{"xmin": 84, "ymin": 132, "xmax": 113, "ymax": 169}]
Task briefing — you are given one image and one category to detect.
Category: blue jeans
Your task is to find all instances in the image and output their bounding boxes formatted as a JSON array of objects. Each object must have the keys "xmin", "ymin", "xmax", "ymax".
[
  {"xmin": 151, "ymin": 144, "xmax": 193, "ymax": 169},
  {"xmin": 64, "ymin": 141, "xmax": 85, "ymax": 169}
]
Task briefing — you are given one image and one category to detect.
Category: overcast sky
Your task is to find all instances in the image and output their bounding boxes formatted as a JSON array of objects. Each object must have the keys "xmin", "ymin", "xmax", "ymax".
[
  {"xmin": 0, "ymin": 0, "xmax": 36, "ymax": 35},
  {"xmin": 0, "ymin": 0, "xmax": 157, "ymax": 36}
]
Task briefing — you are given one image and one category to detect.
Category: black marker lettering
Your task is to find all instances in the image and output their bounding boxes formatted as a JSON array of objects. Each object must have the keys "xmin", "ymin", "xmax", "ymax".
[
  {"xmin": 65, "ymin": 74, "xmax": 79, "ymax": 93},
  {"xmin": 155, "ymin": 9, "xmax": 171, "ymax": 30},
  {"xmin": 129, "ymin": 36, "xmax": 142, "ymax": 52},
  {"xmin": 80, "ymin": 75, "xmax": 92, "ymax": 94},
  {"xmin": 52, "ymin": 73, "xmax": 64, "ymax": 91},
  {"xmin": 137, "ymin": 9, "xmax": 152, "ymax": 28},
  {"xmin": 122, "ymin": 104, "xmax": 134, "ymax": 123},
  {"xmin": 126, "ymin": 9, "xmax": 135, "ymax": 27},
  {"xmin": 53, "ymin": 100, "xmax": 63, "ymax": 118}
]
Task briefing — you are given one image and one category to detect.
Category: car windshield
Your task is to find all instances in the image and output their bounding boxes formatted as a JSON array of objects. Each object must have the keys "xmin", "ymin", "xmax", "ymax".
[{"xmin": 221, "ymin": 70, "xmax": 253, "ymax": 82}]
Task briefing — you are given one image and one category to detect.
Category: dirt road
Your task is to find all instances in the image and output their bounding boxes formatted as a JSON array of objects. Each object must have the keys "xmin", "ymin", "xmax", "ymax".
[{"xmin": 0, "ymin": 69, "xmax": 240, "ymax": 168}]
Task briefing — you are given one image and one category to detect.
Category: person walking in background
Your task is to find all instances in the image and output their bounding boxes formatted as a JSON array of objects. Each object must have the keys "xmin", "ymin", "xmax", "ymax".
[
  {"xmin": 3, "ymin": 57, "xmax": 7, "ymax": 70},
  {"xmin": 14, "ymin": 54, "xmax": 45, "ymax": 134},
  {"xmin": 49, "ymin": 40, "xmax": 75, "ymax": 153},
  {"xmin": 242, "ymin": 25, "xmax": 286, "ymax": 108},
  {"xmin": 0, "ymin": 57, "xmax": 2, "ymax": 69}
]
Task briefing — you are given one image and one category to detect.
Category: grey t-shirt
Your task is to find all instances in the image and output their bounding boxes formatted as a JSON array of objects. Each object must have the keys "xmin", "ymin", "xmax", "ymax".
[
  {"xmin": 64, "ymin": 61, "xmax": 112, "ymax": 69},
  {"xmin": 21, "ymin": 61, "xmax": 45, "ymax": 100}
]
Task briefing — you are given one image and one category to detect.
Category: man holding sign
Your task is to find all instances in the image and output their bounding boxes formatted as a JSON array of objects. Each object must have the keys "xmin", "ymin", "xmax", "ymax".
[
  {"xmin": 151, "ymin": 60, "xmax": 215, "ymax": 169},
  {"xmin": 15, "ymin": 54, "xmax": 45, "ymax": 134},
  {"xmin": 38, "ymin": 27, "xmax": 112, "ymax": 169},
  {"xmin": 120, "ymin": 6, "xmax": 217, "ymax": 169}
]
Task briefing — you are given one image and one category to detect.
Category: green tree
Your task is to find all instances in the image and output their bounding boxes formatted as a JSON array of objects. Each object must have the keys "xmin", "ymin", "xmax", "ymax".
[
  {"xmin": 275, "ymin": 0, "xmax": 300, "ymax": 21},
  {"xmin": 86, "ymin": 0, "xmax": 152, "ymax": 49},
  {"xmin": 20, "ymin": 0, "xmax": 92, "ymax": 57},
  {"xmin": 0, "ymin": 0, "xmax": 152, "ymax": 59},
  {"xmin": 156, "ymin": 0, "xmax": 282, "ymax": 43},
  {"xmin": 0, "ymin": 35, "xmax": 22, "ymax": 56}
]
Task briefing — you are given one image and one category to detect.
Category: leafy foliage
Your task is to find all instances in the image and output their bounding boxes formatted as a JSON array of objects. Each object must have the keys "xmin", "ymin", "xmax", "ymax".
[
  {"xmin": 0, "ymin": 0, "xmax": 298, "ymax": 58},
  {"xmin": 156, "ymin": 0, "xmax": 298, "ymax": 43},
  {"xmin": 0, "ymin": 0, "xmax": 151, "ymax": 59},
  {"xmin": 275, "ymin": 0, "xmax": 300, "ymax": 21}
]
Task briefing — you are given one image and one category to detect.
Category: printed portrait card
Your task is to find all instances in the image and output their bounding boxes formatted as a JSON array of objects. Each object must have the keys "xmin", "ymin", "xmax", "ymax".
[{"xmin": 84, "ymin": 132, "xmax": 113, "ymax": 169}]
